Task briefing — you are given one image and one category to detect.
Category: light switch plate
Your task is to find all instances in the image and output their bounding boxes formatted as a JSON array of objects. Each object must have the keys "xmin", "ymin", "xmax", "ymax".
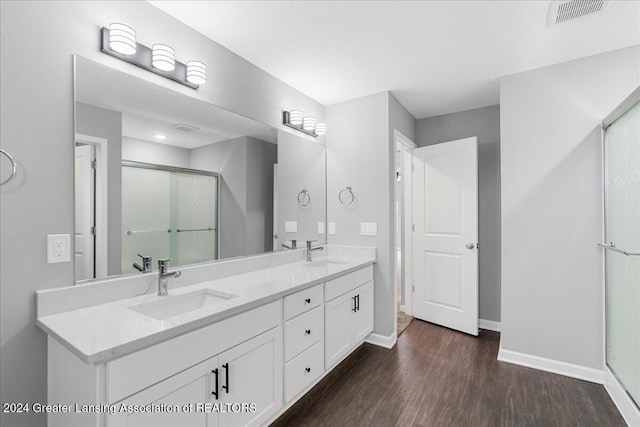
[
  {"xmin": 318, "ymin": 222, "xmax": 325, "ymax": 234},
  {"xmin": 360, "ymin": 222, "xmax": 377, "ymax": 236},
  {"xmin": 285, "ymin": 221, "xmax": 298, "ymax": 233},
  {"xmin": 47, "ymin": 234, "xmax": 71, "ymax": 263},
  {"xmin": 328, "ymin": 222, "xmax": 336, "ymax": 235}
]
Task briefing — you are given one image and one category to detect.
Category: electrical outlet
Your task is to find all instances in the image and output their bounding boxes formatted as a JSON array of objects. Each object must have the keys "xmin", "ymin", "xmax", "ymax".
[
  {"xmin": 47, "ymin": 234, "xmax": 70, "ymax": 263},
  {"xmin": 328, "ymin": 222, "xmax": 336, "ymax": 235}
]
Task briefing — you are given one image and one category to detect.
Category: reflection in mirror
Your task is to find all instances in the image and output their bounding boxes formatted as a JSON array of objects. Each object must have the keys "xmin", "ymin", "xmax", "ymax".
[{"xmin": 74, "ymin": 56, "xmax": 326, "ymax": 283}]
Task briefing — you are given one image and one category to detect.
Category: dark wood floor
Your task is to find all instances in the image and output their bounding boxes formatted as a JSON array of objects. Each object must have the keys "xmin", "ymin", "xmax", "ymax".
[{"xmin": 272, "ymin": 320, "xmax": 625, "ymax": 427}]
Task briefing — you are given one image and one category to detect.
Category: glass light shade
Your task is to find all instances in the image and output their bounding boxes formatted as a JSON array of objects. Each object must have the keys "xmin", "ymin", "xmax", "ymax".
[
  {"xmin": 109, "ymin": 23, "xmax": 136, "ymax": 55},
  {"xmin": 152, "ymin": 44, "xmax": 175, "ymax": 71},
  {"xmin": 186, "ymin": 60, "xmax": 207, "ymax": 85},
  {"xmin": 303, "ymin": 116, "xmax": 316, "ymax": 131},
  {"xmin": 289, "ymin": 110, "xmax": 303, "ymax": 125},
  {"xmin": 315, "ymin": 123, "xmax": 326, "ymax": 135}
]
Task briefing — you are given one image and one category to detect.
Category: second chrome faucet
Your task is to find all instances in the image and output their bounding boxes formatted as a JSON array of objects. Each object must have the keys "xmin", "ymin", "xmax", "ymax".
[
  {"xmin": 306, "ymin": 240, "xmax": 323, "ymax": 262},
  {"xmin": 158, "ymin": 259, "xmax": 181, "ymax": 296}
]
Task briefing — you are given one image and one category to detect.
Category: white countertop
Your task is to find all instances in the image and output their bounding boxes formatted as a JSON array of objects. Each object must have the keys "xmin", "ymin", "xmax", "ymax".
[{"xmin": 37, "ymin": 255, "xmax": 374, "ymax": 364}]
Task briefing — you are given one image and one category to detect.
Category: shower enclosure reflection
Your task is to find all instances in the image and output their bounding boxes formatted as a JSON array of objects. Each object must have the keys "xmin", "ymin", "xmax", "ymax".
[{"xmin": 121, "ymin": 162, "xmax": 219, "ymax": 275}]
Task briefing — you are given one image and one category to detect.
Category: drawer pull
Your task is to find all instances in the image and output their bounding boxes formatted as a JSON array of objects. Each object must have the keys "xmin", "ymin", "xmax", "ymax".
[
  {"xmin": 222, "ymin": 363, "xmax": 229, "ymax": 394},
  {"xmin": 356, "ymin": 294, "xmax": 360, "ymax": 312},
  {"xmin": 305, "ymin": 367, "xmax": 311, "ymax": 373},
  {"xmin": 305, "ymin": 329, "xmax": 311, "ymax": 335},
  {"xmin": 211, "ymin": 368, "xmax": 219, "ymax": 400},
  {"xmin": 352, "ymin": 295, "xmax": 357, "ymax": 312},
  {"xmin": 305, "ymin": 298, "xmax": 311, "ymax": 304}
]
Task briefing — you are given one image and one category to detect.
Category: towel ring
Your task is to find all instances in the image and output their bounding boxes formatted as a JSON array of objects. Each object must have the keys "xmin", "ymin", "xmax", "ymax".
[
  {"xmin": 339, "ymin": 186, "xmax": 355, "ymax": 206},
  {"xmin": 0, "ymin": 149, "xmax": 17, "ymax": 187},
  {"xmin": 297, "ymin": 189, "xmax": 311, "ymax": 207}
]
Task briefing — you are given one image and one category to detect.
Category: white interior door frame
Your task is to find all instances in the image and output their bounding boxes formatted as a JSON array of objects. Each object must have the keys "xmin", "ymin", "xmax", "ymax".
[
  {"xmin": 394, "ymin": 130, "xmax": 417, "ymax": 320},
  {"xmin": 75, "ymin": 133, "xmax": 108, "ymax": 278}
]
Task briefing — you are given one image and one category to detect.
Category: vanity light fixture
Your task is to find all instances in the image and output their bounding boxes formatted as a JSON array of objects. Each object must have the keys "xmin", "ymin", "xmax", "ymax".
[
  {"xmin": 108, "ymin": 23, "xmax": 136, "ymax": 55},
  {"xmin": 101, "ymin": 24, "xmax": 206, "ymax": 90},
  {"xmin": 283, "ymin": 111, "xmax": 326, "ymax": 138},
  {"xmin": 152, "ymin": 44, "xmax": 175, "ymax": 72}
]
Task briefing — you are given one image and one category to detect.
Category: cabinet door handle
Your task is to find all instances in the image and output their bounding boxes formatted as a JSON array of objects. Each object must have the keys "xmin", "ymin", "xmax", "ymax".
[
  {"xmin": 222, "ymin": 363, "xmax": 229, "ymax": 394},
  {"xmin": 305, "ymin": 329, "xmax": 311, "ymax": 335},
  {"xmin": 211, "ymin": 368, "xmax": 219, "ymax": 400},
  {"xmin": 305, "ymin": 367, "xmax": 311, "ymax": 373},
  {"xmin": 352, "ymin": 295, "xmax": 357, "ymax": 312},
  {"xmin": 305, "ymin": 298, "xmax": 311, "ymax": 304},
  {"xmin": 356, "ymin": 294, "xmax": 360, "ymax": 312}
]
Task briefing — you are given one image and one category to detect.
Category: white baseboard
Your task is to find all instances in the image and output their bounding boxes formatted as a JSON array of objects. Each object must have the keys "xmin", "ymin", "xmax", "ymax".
[
  {"xmin": 497, "ymin": 345, "xmax": 604, "ymax": 384},
  {"xmin": 604, "ymin": 366, "xmax": 640, "ymax": 426},
  {"xmin": 479, "ymin": 319, "xmax": 501, "ymax": 332},
  {"xmin": 366, "ymin": 332, "xmax": 397, "ymax": 349}
]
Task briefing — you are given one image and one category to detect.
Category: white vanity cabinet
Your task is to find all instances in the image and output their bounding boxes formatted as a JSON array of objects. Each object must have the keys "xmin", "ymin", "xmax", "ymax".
[
  {"xmin": 324, "ymin": 267, "xmax": 374, "ymax": 369},
  {"xmin": 48, "ymin": 301, "xmax": 283, "ymax": 427},
  {"xmin": 108, "ymin": 327, "xmax": 282, "ymax": 427},
  {"xmin": 282, "ymin": 284, "xmax": 324, "ymax": 402}
]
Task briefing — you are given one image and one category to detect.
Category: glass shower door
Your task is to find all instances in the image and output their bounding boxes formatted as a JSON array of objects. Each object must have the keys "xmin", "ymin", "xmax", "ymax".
[{"xmin": 604, "ymin": 99, "xmax": 640, "ymax": 408}]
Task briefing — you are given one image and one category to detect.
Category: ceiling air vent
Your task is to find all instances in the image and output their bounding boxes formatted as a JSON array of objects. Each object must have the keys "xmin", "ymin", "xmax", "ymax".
[
  {"xmin": 547, "ymin": 0, "xmax": 610, "ymax": 26},
  {"xmin": 172, "ymin": 123, "xmax": 200, "ymax": 133}
]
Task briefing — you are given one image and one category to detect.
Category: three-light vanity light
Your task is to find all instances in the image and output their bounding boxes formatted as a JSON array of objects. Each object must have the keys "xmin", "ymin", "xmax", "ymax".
[
  {"xmin": 102, "ymin": 23, "xmax": 207, "ymax": 89},
  {"xmin": 283, "ymin": 110, "xmax": 327, "ymax": 137}
]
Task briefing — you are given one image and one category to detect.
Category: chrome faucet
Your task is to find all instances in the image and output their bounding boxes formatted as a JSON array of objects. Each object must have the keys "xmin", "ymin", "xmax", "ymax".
[
  {"xmin": 157, "ymin": 259, "xmax": 181, "ymax": 296},
  {"xmin": 133, "ymin": 254, "xmax": 152, "ymax": 273},
  {"xmin": 306, "ymin": 240, "xmax": 324, "ymax": 262}
]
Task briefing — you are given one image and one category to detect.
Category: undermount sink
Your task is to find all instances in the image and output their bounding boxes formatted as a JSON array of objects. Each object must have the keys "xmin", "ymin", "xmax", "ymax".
[
  {"xmin": 129, "ymin": 289, "xmax": 237, "ymax": 320},
  {"xmin": 305, "ymin": 259, "xmax": 348, "ymax": 268}
]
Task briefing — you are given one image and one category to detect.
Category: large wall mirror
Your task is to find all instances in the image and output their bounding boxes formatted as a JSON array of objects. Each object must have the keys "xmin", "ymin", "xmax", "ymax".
[{"xmin": 74, "ymin": 56, "xmax": 326, "ymax": 283}]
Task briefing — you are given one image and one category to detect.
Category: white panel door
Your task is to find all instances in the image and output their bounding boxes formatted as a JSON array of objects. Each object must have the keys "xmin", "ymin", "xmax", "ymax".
[
  {"xmin": 412, "ymin": 137, "xmax": 478, "ymax": 335},
  {"xmin": 74, "ymin": 144, "xmax": 95, "ymax": 281}
]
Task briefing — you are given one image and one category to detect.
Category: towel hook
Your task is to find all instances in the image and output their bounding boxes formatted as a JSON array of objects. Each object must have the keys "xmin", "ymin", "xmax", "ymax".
[
  {"xmin": 297, "ymin": 189, "xmax": 311, "ymax": 207},
  {"xmin": 339, "ymin": 186, "xmax": 355, "ymax": 206},
  {"xmin": 0, "ymin": 149, "xmax": 17, "ymax": 187}
]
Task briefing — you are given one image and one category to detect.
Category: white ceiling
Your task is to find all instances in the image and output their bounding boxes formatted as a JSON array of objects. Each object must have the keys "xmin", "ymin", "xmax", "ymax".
[
  {"xmin": 75, "ymin": 56, "xmax": 277, "ymax": 149},
  {"xmin": 148, "ymin": 0, "xmax": 640, "ymax": 119}
]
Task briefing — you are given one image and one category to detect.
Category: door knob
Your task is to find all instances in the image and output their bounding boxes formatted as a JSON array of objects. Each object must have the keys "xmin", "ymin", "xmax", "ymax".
[{"xmin": 466, "ymin": 242, "xmax": 475, "ymax": 250}]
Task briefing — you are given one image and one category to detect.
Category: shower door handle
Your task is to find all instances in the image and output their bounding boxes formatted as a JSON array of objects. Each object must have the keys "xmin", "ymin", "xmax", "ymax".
[{"xmin": 597, "ymin": 243, "xmax": 640, "ymax": 256}]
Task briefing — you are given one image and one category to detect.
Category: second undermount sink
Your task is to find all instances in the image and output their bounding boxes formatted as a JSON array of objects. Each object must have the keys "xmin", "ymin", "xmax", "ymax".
[
  {"xmin": 305, "ymin": 259, "xmax": 348, "ymax": 268},
  {"xmin": 129, "ymin": 289, "xmax": 237, "ymax": 320}
]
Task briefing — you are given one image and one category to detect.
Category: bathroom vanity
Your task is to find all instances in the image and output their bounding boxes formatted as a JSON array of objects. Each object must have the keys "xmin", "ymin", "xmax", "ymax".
[{"xmin": 37, "ymin": 246, "xmax": 375, "ymax": 427}]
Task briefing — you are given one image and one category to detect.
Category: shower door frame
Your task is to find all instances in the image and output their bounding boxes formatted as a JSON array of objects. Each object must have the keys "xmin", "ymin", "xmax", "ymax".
[
  {"xmin": 122, "ymin": 160, "xmax": 221, "ymax": 264},
  {"xmin": 600, "ymin": 86, "xmax": 640, "ymax": 423}
]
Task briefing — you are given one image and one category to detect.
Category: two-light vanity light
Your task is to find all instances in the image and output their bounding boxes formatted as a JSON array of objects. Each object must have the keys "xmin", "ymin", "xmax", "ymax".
[
  {"xmin": 103, "ymin": 23, "xmax": 207, "ymax": 89},
  {"xmin": 283, "ymin": 110, "xmax": 326, "ymax": 137}
]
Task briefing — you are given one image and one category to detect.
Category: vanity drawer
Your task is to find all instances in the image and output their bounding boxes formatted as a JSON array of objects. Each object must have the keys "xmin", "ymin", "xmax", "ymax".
[
  {"xmin": 105, "ymin": 300, "xmax": 281, "ymax": 404},
  {"xmin": 284, "ymin": 305, "xmax": 324, "ymax": 361},
  {"xmin": 284, "ymin": 283, "xmax": 323, "ymax": 320},
  {"xmin": 284, "ymin": 340, "xmax": 324, "ymax": 403},
  {"xmin": 325, "ymin": 265, "xmax": 373, "ymax": 301}
]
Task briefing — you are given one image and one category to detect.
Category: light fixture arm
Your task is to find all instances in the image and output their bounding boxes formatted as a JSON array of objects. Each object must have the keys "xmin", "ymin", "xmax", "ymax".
[{"xmin": 100, "ymin": 27, "xmax": 200, "ymax": 90}]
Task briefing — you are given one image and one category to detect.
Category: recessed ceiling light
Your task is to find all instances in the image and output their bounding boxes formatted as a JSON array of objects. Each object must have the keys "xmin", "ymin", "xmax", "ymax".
[{"xmin": 154, "ymin": 134, "xmax": 167, "ymax": 140}]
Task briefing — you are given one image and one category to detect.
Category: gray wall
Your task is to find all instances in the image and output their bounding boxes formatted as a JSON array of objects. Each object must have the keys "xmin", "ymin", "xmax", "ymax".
[
  {"xmin": 191, "ymin": 137, "xmax": 276, "ymax": 258},
  {"xmin": 277, "ymin": 130, "xmax": 327, "ymax": 246},
  {"xmin": 0, "ymin": 2, "xmax": 323, "ymax": 426},
  {"xmin": 327, "ymin": 92, "xmax": 415, "ymax": 338},
  {"xmin": 122, "ymin": 137, "xmax": 191, "ymax": 169},
  {"xmin": 416, "ymin": 105, "xmax": 501, "ymax": 322},
  {"xmin": 75, "ymin": 102, "xmax": 123, "ymax": 276},
  {"xmin": 500, "ymin": 46, "xmax": 640, "ymax": 369},
  {"xmin": 246, "ymin": 137, "xmax": 277, "ymax": 254}
]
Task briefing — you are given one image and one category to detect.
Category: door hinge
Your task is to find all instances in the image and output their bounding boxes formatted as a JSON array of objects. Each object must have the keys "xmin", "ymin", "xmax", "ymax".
[
  {"xmin": 412, "ymin": 285, "xmax": 415, "ymax": 293},
  {"xmin": 91, "ymin": 159, "xmax": 97, "ymax": 169},
  {"xmin": 412, "ymin": 163, "xmax": 415, "ymax": 172},
  {"xmin": 412, "ymin": 224, "xmax": 415, "ymax": 232},
  {"xmin": 91, "ymin": 226, "xmax": 96, "ymax": 235}
]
